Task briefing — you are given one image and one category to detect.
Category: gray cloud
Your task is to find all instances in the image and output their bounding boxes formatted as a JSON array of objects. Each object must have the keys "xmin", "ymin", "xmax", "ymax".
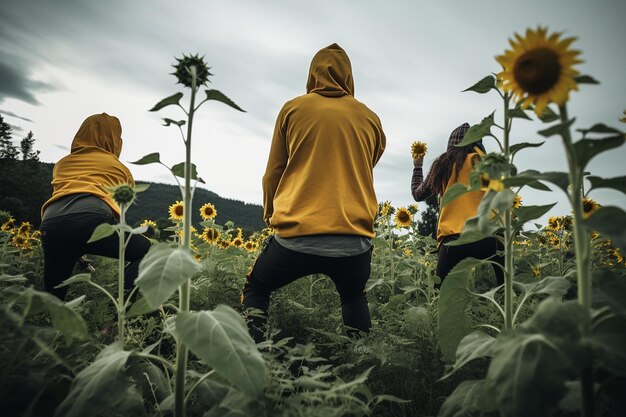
[
  {"xmin": 0, "ymin": 109, "xmax": 33, "ymax": 122},
  {"xmin": 0, "ymin": 60, "xmax": 54, "ymax": 105}
]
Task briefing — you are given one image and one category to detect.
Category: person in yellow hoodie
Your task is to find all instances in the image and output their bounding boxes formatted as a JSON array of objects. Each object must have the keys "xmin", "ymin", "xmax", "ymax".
[
  {"xmin": 40, "ymin": 113, "xmax": 151, "ymax": 300},
  {"xmin": 242, "ymin": 43, "xmax": 386, "ymax": 341},
  {"xmin": 411, "ymin": 123, "xmax": 503, "ymax": 288}
]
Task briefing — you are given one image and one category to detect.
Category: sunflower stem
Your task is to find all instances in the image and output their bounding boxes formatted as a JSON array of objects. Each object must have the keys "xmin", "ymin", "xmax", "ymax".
[
  {"xmin": 502, "ymin": 94, "xmax": 514, "ymax": 331},
  {"xmin": 174, "ymin": 65, "xmax": 198, "ymax": 417},
  {"xmin": 117, "ymin": 203, "xmax": 127, "ymax": 344},
  {"xmin": 558, "ymin": 103, "xmax": 593, "ymax": 417}
]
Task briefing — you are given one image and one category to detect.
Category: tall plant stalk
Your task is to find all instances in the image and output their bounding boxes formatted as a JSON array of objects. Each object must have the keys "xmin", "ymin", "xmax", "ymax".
[
  {"xmin": 502, "ymin": 94, "xmax": 514, "ymax": 330},
  {"xmin": 557, "ymin": 103, "xmax": 593, "ymax": 417},
  {"xmin": 117, "ymin": 203, "xmax": 127, "ymax": 342},
  {"xmin": 174, "ymin": 65, "xmax": 197, "ymax": 417}
]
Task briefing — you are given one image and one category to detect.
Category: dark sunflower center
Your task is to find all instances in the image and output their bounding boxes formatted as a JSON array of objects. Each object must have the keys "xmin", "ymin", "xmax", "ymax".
[
  {"xmin": 513, "ymin": 48, "xmax": 561, "ymax": 94},
  {"xmin": 175, "ymin": 206, "xmax": 184, "ymax": 216},
  {"xmin": 583, "ymin": 201, "xmax": 593, "ymax": 213},
  {"xmin": 398, "ymin": 212, "xmax": 410, "ymax": 222}
]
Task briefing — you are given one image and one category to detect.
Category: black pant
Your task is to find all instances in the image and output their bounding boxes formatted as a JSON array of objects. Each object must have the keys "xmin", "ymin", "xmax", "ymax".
[
  {"xmin": 40, "ymin": 212, "xmax": 151, "ymax": 300},
  {"xmin": 242, "ymin": 236, "xmax": 373, "ymax": 342},
  {"xmin": 436, "ymin": 235, "xmax": 504, "ymax": 288}
]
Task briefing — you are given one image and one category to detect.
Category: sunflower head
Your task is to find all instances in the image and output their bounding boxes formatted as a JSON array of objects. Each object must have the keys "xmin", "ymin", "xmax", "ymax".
[
  {"xmin": 218, "ymin": 239, "xmax": 230, "ymax": 249},
  {"xmin": 403, "ymin": 248, "xmax": 413, "ymax": 257},
  {"xmin": 496, "ymin": 27, "xmax": 582, "ymax": 116},
  {"xmin": 411, "ymin": 141, "xmax": 428, "ymax": 159},
  {"xmin": 199, "ymin": 203, "xmax": 217, "ymax": 220},
  {"xmin": 582, "ymin": 197, "xmax": 600, "ymax": 218},
  {"xmin": 395, "ymin": 207, "xmax": 413, "ymax": 228},
  {"xmin": 512, "ymin": 195, "xmax": 523, "ymax": 209},
  {"xmin": 168, "ymin": 201, "xmax": 184, "ymax": 221},
  {"xmin": 172, "ymin": 54, "xmax": 212, "ymax": 88},
  {"xmin": 244, "ymin": 240, "xmax": 258, "ymax": 252},
  {"xmin": 202, "ymin": 227, "xmax": 221, "ymax": 243},
  {"xmin": 231, "ymin": 237, "xmax": 244, "ymax": 248},
  {"xmin": 17, "ymin": 222, "xmax": 32, "ymax": 237},
  {"xmin": 379, "ymin": 201, "xmax": 394, "ymax": 218},
  {"xmin": 480, "ymin": 173, "xmax": 505, "ymax": 192},
  {"xmin": 407, "ymin": 203, "xmax": 419, "ymax": 214},
  {"xmin": 110, "ymin": 184, "xmax": 136, "ymax": 206}
]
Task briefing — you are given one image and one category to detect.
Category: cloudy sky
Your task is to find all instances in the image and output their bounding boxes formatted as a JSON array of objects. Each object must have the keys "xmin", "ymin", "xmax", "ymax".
[{"xmin": 1, "ymin": 0, "xmax": 624, "ymax": 224}]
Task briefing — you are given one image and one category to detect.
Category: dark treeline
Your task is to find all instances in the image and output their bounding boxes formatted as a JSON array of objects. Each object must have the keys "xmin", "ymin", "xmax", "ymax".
[{"xmin": 0, "ymin": 158, "xmax": 265, "ymax": 231}]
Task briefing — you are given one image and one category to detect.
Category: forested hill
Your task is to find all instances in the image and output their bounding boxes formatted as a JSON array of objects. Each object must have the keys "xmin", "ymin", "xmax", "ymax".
[{"xmin": 0, "ymin": 159, "xmax": 264, "ymax": 232}]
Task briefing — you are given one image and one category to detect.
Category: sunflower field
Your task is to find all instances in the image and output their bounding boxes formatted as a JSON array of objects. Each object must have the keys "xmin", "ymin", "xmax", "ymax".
[{"xmin": 1, "ymin": 27, "xmax": 625, "ymax": 417}]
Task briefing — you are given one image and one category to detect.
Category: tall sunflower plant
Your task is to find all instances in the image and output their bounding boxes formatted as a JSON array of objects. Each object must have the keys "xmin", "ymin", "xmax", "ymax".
[
  {"xmin": 55, "ymin": 56, "xmax": 268, "ymax": 417},
  {"xmin": 437, "ymin": 27, "xmax": 626, "ymax": 417}
]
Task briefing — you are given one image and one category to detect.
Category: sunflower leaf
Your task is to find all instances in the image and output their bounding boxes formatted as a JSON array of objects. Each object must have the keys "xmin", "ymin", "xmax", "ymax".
[
  {"xmin": 537, "ymin": 106, "xmax": 560, "ymax": 123},
  {"xmin": 149, "ymin": 92, "xmax": 184, "ymax": 112},
  {"xmin": 587, "ymin": 175, "xmax": 626, "ymax": 195},
  {"xmin": 538, "ymin": 118, "xmax": 576, "ymax": 138},
  {"xmin": 510, "ymin": 141, "xmax": 545, "ymax": 157},
  {"xmin": 574, "ymin": 75, "xmax": 599, "ymax": 85},
  {"xmin": 134, "ymin": 183, "xmax": 150, "ymax": 193},
  {"xmin": 456, "ymin": 113, "xmax": 495, "ymax": 147},
  {"xmin": 513, "ymin": 203, "xmax": 557, "ymax": 228},
  {"xmin": 162, "ymin": 118, "xmax": 186, "ymax": 127},
  {"xmin": 203, "ymin": 89, "xmax": 246, "ymax": 112},
  {"xmin": 171, "ymin": 162, "xmax": 205, "ymax": 183},
  {"xmin": 129, "ymin": 153, "xmax": 161, "ymax": 165},
  {"xmin": 576, "ymin": 123, "xmax": 622, "ymax": 136},
  {"xmin": 462, "ymin": 76, "xmax": 496, "ymax": 94},
  {"xmin": 583, "ymin": 206, "xmax": 626, "ymax": 253},
  {"xmin": 87, "ymin": 223, "xmax": 118, "ymax": 243},
  {"xmin": 573, "ymin": 134, "xmax": 625, "ymax": 170},
  {"xmin": 507, "ymin": 108, "xmax": 532, "ymax": 120}
]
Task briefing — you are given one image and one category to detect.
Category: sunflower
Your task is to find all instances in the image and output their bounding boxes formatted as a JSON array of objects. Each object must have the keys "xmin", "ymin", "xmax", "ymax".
[
  {"xmin": 411, "ymin": 141, "xmax": 428, "ymax": 159},
  {"xmin": 218, "ymin": 239, "xmax": 230, "ymax": 249},
  {"xmin": 244, "ymin": 240, "xmax": 258, "ymax": 252},
  {"xmin": 395, "ymin": 207, "xmax": 413, "ymax": 228},
  {"xmin": 202, "ymin": 227, "xmax": 221, "ymax": 243},
  {"xmin": 194, "ymin": 253, "xmax": 203, "ymax": 262},
  {"xmin": 480, "ymin": 173, "xmax": 505, "ymax": 192},
  {"xmin": 140, "ymin": 219, "xmax": 158, "ymax": 230},
  {"xmin": 1, "ymin": 215, "xmax": 14, "ymax": 231},
  {"xmin": 168, "ymin": 201, "xmax": 184, "ymax": 221},
  {"xmin": 231, "ymin": 236, "xmax": 244, "ymax": 248},
  {"xmin": 379, "ymin": 201, "xmax": 394, "ymax": 218},
  {"xmin": 512, "ymin": 195, "xmax": 523, "ymax": 209},
  {"xmin": 582, "ymin": 197, "xmax": 600, "ymax": 219},
  {"xmin": 407, "ymin": 203, "xmax": 419, "ymax": 214},
  {"xmin": 199, "ymin": 203, "xmax": 217, "ymax": 220},
  {"xmin": 496, "ymin": 27, "xmax": 582, "ymax": 116},
  {"xmin": 531, "ymin": 266, "xmax": 541, "ymax": 277},
  {"xmin": 403, "ymin": 248, "xmax": 413, "ymax": 258},
  {"xmin": 17, "ymin": 222, "xmax": 32, "ymax": 237}
]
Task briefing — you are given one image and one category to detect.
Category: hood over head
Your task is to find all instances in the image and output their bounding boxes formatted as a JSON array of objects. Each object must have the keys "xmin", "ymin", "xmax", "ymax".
[
  {"xmin": 71, "ymin": 113, "xmax": 123, "ymax": 156},
  {"xmin": 306, "ymin": 43, "xmax": 354, "ymax": 97},
  {"xmin": 446, "ymin": 123, "xmax": 470, "ymax": 150}
]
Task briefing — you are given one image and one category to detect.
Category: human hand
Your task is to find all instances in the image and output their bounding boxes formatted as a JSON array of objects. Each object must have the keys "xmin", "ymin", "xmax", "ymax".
[{"xmin": 413, "ymin": 155, "xmax": 424, "ymax": 167}]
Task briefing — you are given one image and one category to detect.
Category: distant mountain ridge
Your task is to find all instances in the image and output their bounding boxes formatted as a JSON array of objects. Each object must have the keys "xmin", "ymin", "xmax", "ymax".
[{"xmin": 0, "ymin": 159, "xmax": 264, "ymax": 231}]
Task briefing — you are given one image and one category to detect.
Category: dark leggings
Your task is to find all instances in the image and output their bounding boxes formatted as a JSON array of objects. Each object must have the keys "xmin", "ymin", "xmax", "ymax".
[
  {"xmin": 40, "ymin": 212, "xmax": 151, "ymax": 300},
  {"xmin": 242, "ymin": 236, "xmax": 372, "ymax": 342},
  {"xmin": 436, "ymin": 235, "xmax": 504, "ymax": 288}
]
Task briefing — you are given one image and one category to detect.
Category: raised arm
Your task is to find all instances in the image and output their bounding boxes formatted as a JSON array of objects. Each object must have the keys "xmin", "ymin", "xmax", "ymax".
[{"xmin": 411, "ymin": 156, "xmax": 432, "ymax": 202}]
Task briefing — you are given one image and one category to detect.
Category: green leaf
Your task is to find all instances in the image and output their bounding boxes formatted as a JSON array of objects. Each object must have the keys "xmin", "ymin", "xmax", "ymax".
[
  {"xmin": 87, "ymin": 223, "xmax": 117, "ymax": 243},
  {"xmin": 583, "ymin": 206, "xmax": 626, "ymax": 253},
  {"xmin": 504, "ymin": 173, "xmax": 551, "ymax": 192},
  {"xmin": 438, "ymin": 380, "xmax": 491, "ymax": 417},
  {"xmin": 175, "ymin": 306, "xmax": 267, "ymax": 397},
  {"xmin": 538, "ymin": 118, "xmax": 576, "ymax": 138},
  {"xmin": 587, "ymin": 175, "xmax": 626, "ymax": 195},
  {"xmin": 477, "ymin": 189, "xmax": 515, "ymax": 234},
  {"xmin": 135, "ymin": 243, "xmax": 202, "ymax": 308},
  {"xmin": 593, "ymin": 269, "xmax": 626, "ymax": 318},
  {"xmin": 509, "ymin": 141, "xmax": 545, "ymax": 157},
  {"xmin": 438, "ymin": 258, "xmax": 485, "ymax": 361},
  {"xmin": 445, "ymin": 217, "xmax": 497, "ymax": 247},
  {"xmin": 441, "ymin": 183, "xmax": 469, "ymax": 208},
  {"xmin": 512, "ymin": 203, "xmax": 557, "ymax": 229},
  {"xmin": 54, "ymin": 343, "xmax": 131, "ymax": 417},
  {"xmin": 576, "ymin": 123, "xmax": 622, "ymax": 136},
  {"xmin": 126, "ymin": 296, "xmax": 158, "ymax": 318},
  {"xmin": 507, "ymin": 108, "xmax": 532, "ymax": 120},
  {"xmin": 204, "ymin": 89, "xmax": 246, "ymax": 112},
  {"xmin": 25, "ymin": 288, "xmax": 89, "ymax": 340},
  {"xmin": 513, "ymin": 276, "xmax": 570, "ymax": 300},
  {"xmin": 55, "ymin": 273, "xmax": 93, "ymax": 288},
  {"xmin": 171, "ymin": 162, "xmax": 206, "ymax": 184},
  {"xmin": 462, "ymin": 75, "xmax": 496, "ymax": 94},
  {"xmin": 456, "ymin": 113, "xmax": 495, "ymax": 147},
  {"xmin": 129, "ymin": 153, "xmax": 161, "ymax": 165},
  {"xmin": 162, "ymin": 118, "xmax": 186, "ymax": 127},
  {"xmin": 134, "ymin": 183, "xmax": 150, "ymax": 193},
  {"xmin": 573, "ymin": 134, "xmax": 625, "ymax": 170},
  {"xmin": 126, "ymin": 361, "xmax": 170, "ymax": 404},
  {"xmin": 512, "ymin": 170, "xmax": 570, "ymax": 193},
  {"xmin": 537, "ymin": 106, "xmax": 559, "ymax": 123},
  {"xmin": 574, "ymin": 75, "xmax": 599, "ymax": 84},
  {"xmin": 591, "ymin": 314, "xmax": 626, "ymax": 377},
  {"xmin": 442, "ymin": 331, "xmax": 495, "ymax": 379},
  {"xmin": 149, "ymin": 92, "xmax": 184, "ymax": 112}
]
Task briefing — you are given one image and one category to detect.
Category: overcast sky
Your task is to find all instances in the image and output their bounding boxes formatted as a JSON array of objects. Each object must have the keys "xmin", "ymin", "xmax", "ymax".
[{"xmin": 1, "ymin": 0, "xmax": 624, "ymax": 225}]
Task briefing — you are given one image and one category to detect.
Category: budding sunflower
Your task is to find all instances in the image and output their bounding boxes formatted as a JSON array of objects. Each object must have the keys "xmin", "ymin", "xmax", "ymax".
[
  {"xmin": 172, "ymin": 54, "xmax": 212, "ymax": 88},
  {"xmin": 112, "ymin": 184, "xmax": 135, "ymax": 205},
  {"xmin": 411, "ymin": 141, "xmax": 428, "ymax": 159}
]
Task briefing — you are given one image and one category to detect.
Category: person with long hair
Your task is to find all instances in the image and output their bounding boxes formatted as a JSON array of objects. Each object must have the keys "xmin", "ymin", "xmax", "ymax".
[{"xmin": 411, "ymin": 123, "xmax": 503, "ymax": 288}]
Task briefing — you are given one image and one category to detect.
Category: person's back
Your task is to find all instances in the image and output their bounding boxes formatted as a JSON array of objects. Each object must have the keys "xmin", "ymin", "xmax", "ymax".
[
  {"xmin": 263, "ymin": 43, "xmax": 385, "ymax": 238},
  {"xmin": 245, "ymin": 43, "xmax": 386, "ymax": 342}
]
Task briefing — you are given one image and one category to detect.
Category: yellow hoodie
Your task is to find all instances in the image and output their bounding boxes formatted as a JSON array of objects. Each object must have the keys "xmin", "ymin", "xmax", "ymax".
[
  {"xmin": 41, "ymin": 113, "xmax": 134, "ymax": 217},
  {"xmin": 263, "ymin": 43, "xmax": 386, "ymax": 238}
]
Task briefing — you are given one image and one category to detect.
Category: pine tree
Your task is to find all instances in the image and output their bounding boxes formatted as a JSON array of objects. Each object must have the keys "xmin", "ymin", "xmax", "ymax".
[
  {"xmin": 417, "ymin": 195, "xmax": 439, "ymax": 239},
  {"xmin": 0, "ymin": 115, "xmax": 19, "ymax": 160},
  {"xmin": 20, "ymin": 130, "xmax": 40, "ymax": 161}
]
